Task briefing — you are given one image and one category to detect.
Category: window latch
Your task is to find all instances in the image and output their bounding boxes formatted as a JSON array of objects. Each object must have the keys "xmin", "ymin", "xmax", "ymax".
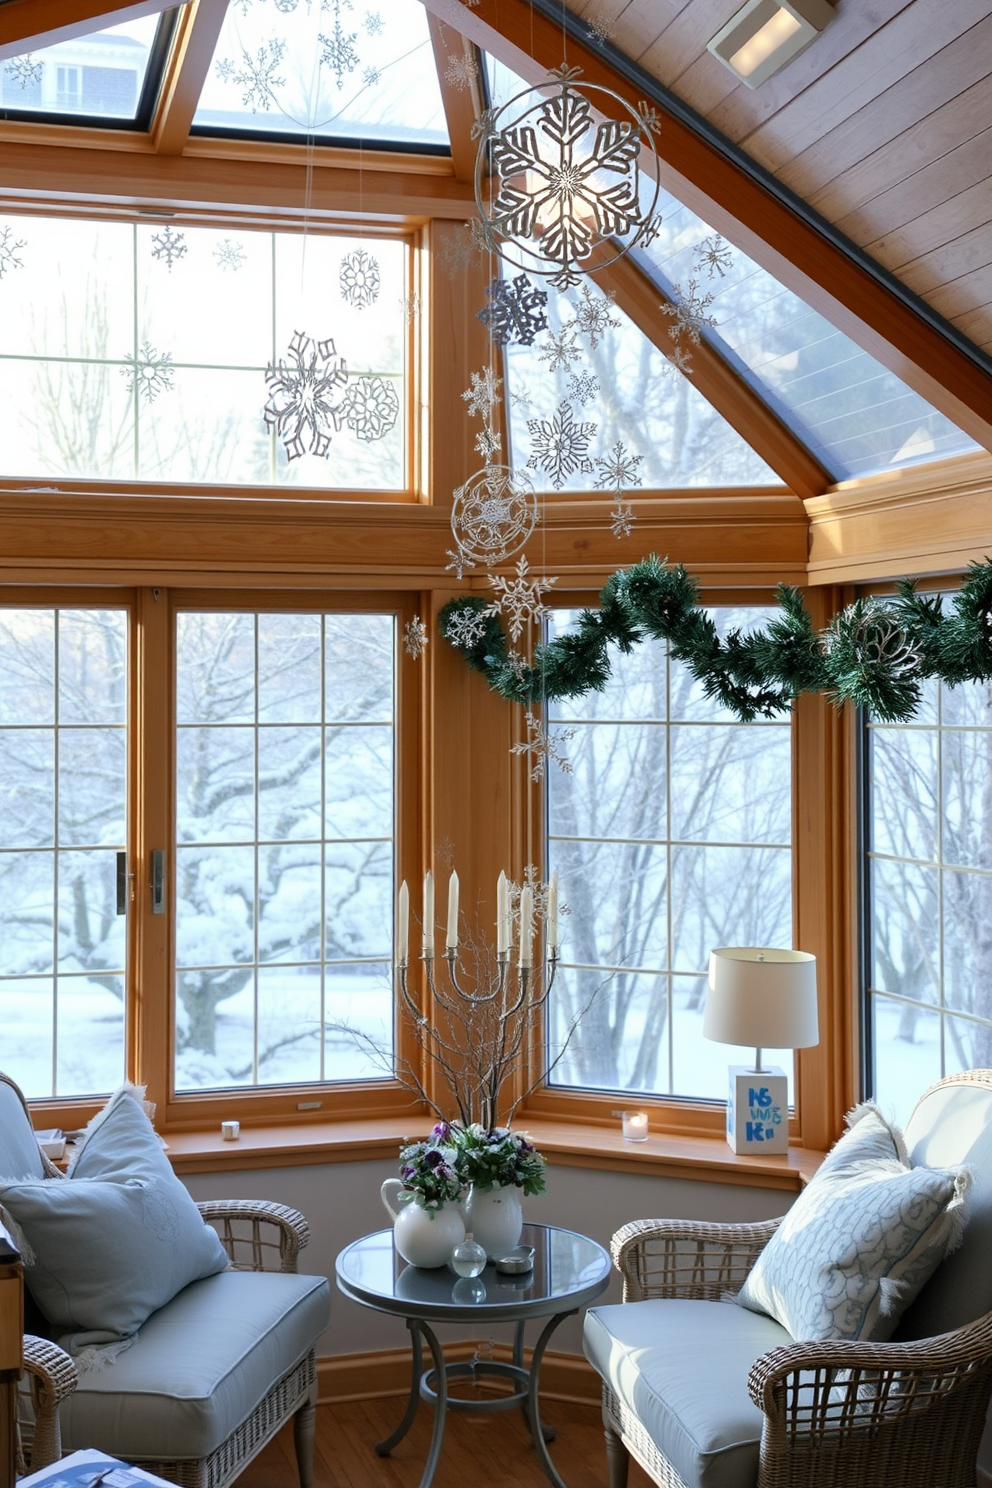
[
  {"xmin": 116, "ymin": 852, "xmax": 129, "ymax": 916},
  {"xmin": 151, "ymin": 850, "xmax": 166, "ymax": 915}
]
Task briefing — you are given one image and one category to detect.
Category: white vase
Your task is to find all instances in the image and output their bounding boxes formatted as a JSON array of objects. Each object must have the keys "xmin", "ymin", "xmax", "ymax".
[
  {"xmin": 463, "ymin": 1184, "xmax": 524, "ymax": 1258},
  {"xmin": 381, "ymin": 1178, "xmax": 465, "ymax": 1268}
]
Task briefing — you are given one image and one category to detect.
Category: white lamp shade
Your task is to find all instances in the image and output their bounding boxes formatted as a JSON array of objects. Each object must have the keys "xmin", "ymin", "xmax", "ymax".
[{"xmin": 704, "ymin": 947, "xmax": 818, "ymax": 1050}]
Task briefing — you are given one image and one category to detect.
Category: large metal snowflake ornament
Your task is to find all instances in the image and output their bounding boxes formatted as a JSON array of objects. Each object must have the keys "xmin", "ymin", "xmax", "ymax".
[
  {"xmin": 264, "ymin": 331, "xmax": 348, "ymax": 460},
  {"xmin": 475, "ymin": 67, "xmax": 662, "ymax": 290},
  {"xmin": 0, "ymin": 224, "xmax": 26, "ymax": 279},
  {"xmin": 449, "ymin": 465, "xmax": 539, "ymax": 573},
  {"xmin": 151, "ymin": 225, "xmax": 187, "ymax": 271},
  {"xmin": 527, "ymin": 401, "xmax": 597, "ymax": 490},
  {"xmin": 477, "ymin": 275, "xmax": 549, "ymax": 347},
  {"xmin": 339, "ymin": 248, "xmax": 380, "ymax": 309},
  {"xmin": 511, "ymin": 710, "xmax": 577, "ymax": 783},
  {"xmin": 486, "ymin": 557, "xmax": 558, "ymax": 643},
  {"xmin": 122, "ymin": 342, "xmax": 175, "ymax": 402}
]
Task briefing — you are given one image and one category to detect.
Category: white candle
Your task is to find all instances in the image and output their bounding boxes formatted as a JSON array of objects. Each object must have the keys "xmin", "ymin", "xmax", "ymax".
[
  {"xmin": 422, "ymin": 870, "xmax": 434, "ymax": 956},
  {"xmin": 497, "ymin": 871, "xmax": 509, "ymax": 955},
  {"xmin": 519, "ymin": 885, "xmax": 533, "ymax": 968},
  {"xmin": 446, "ymin": 870, "xmax": 459, "ymax": 952},
  {"xmin": 547, "ymin": 870, "xmax": 559, "ymax": 952},
  {"xmin": 622, "ymin": 1111, "xmax": 649, "ymax": 1142},
  {"xmin": 397, "ymin": 880, "xmax": 409, "ymax": 965}
]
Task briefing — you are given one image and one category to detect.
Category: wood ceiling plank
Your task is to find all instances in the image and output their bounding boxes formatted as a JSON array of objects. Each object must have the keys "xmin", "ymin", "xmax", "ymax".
[
  {"xmin": 153, "ymin": 0, "xmax": 229, "ymax": 156},
  {"xmin": 953, "ymin": 303, "xmax": 992, "ymax": 346},
  {"xmin": 737, "ymin": 0, "xmax": 991, "ymax": 174},
  {"xmin": 775, "ymin": 17, "xmax": 992, "ymax": 199},
  {"xmin": 0, "ymin": 0, "xmax": 169, "ymax": 58},
  {"xmin": 805, "ymin": 74, "xmax": 992, "ymax": 224},
  {"xmin": 832, "ymin": 128, "xmax": 992, "ymax": 248},
  {"xmin": 637, "ymin": 1, "xmax": 740, "ymax": 87},
  {"xmin": 900, "ymin": 228, "xmax": 992, "ymax": 301},
  {"xmin": 422, "ymin": 0, "xmax": 992, "ymax": 449},
  {"xmin": 928, "ymin": 262, "xmax": 992, "ymax": 323},
  {"xmin": 864, "ymin": 181, "xmax": 992, "ymax": 276},
  {"xmin": 581, "ymin": 0, "xmax": 696, "ymax": 66},
  {"xmin": 427, "ymin": 13, "xmax": 482, "ymax": 184}
]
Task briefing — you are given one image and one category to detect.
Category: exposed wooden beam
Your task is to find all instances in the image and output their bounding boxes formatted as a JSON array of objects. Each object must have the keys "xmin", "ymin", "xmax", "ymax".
[
  {"xmin": 0, "ymin": 0, "xmax": 170, "ymax": 59},
  {"xmin": 421, "ymin": 0, "xmax": 992, "ymax": 455},
  {"xmin": 427, "ymin": 13, "xmax": 482, "ymax": 185},
  {"xmin": 152, "ymin": 0, "xmax": 229, "ymax": 156}
]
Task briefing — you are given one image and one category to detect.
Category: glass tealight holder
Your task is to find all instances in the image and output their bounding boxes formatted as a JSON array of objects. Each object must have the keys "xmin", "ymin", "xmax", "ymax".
[
  {"xmin": 450, "ymin": 1234, "xmax": 487, "ymax": 1278},
  {"xmin": 621, "ymin": 1110, "xmax": 649, "ymax": 1142}
]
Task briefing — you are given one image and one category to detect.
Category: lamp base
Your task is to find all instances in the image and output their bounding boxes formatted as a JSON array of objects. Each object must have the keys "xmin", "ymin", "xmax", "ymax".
[{"xmin": 726, "ymin": 1066, "xmax": 788, "ymax": 1154}]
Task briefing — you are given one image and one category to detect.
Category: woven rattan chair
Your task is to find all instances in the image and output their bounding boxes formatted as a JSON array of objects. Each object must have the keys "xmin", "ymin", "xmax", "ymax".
[
  {"xmin": 584, "ymin": 1070, "xmax": 992, "ymax": 1488},
  {"xmin": 0, "ymin": 1071, "xmax": 330, "ymax": 1488}
]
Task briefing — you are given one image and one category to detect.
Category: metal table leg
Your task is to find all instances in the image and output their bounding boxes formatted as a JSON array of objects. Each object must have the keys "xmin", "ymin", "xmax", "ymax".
[
  {"xmin": 375, "ymin": 1318, "xmax": 424, "ymax": 1456},
  {"xmin": 514, "ymin": 1319, "xmax": 557, "ymax": 1444},
  {"xmin": 415, "ymin": 1320, "xmax": 448, "ymax": 1488},
  {"xmin": 526, "ymin": 1310, "xmax": 578, "ymax": 1488}
]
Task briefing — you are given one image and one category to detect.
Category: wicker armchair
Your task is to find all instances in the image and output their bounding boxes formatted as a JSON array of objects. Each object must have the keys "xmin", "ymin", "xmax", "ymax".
[
  {"xmin": 586, "ymin": 1070, "xmax": 992, "ymax": 1488},
  {"xmin": 1, "ymin": 1072, "xmax": 330, "ymax": 1488}
]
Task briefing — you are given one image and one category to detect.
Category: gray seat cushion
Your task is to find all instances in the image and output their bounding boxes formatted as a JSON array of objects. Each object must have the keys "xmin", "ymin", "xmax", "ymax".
[
  {"xmin": 584, "ymin": 1298, "xmax": 793, "ymax": 1488},
  {"xmin": 61, "ymin": 1270, "xmax": 330, "ymax": 1460},
  {"xmin": 0, "ymin": 1077, "xmax": 47, "ymax": 1180}
]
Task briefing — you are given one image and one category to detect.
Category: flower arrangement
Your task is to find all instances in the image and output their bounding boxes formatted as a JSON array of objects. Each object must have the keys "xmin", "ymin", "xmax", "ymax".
[
  {"xmin": 456, "ymin": 1123, "xmax": 547, "ymax": 1196},
  {"xmin": 397, "ymin": 1123, "xmax": 463, "ymax": 1212}
]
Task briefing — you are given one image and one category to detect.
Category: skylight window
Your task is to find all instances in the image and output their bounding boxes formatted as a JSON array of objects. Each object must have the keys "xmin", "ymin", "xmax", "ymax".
[
  {"xmin": 193, "ymin": 0, "xmax": 448, "ymax": 149},
  {"xmin": 0, "ymin": 12, "xmax": 171, "ymax": 127}
]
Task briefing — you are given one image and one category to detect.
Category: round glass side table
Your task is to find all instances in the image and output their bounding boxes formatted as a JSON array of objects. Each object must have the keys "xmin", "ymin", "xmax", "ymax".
[{"xmin": 335, "ymin": 1221, "xmax": 610, "ymax": 1488}]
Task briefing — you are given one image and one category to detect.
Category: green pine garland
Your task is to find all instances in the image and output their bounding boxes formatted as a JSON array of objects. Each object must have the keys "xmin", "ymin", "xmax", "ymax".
[{"xmin": 438, "ymin": 556, "xmax": 992, "ymax": 724}]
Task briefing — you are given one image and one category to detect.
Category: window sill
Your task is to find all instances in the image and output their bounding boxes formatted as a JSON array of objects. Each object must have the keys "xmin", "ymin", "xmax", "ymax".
[{"xmin": 156, "ymin": 1115, "xmax": 824, "ymax": 1190}]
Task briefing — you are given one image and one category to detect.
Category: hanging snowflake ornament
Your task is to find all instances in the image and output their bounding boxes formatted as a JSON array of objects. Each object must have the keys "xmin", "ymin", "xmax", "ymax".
[
  {"xmin": 450, "ymin": 465, "xmax": 539, "ymax": 570},
  {"xmin": 403, "ymin": 616, "xmax": 428, "ymax": 660},
  {"xmin": 121, "ymin": 342, "xmax": 175, "ymax": 403},
  {"xmin": 444, "ymin": 53, "xmax": 479, "ymax": 93},
  {"xmin": 214, "ymin": 238, "xmax": 246, "ymax": 272},
  {"xmin": 475, "ymin": 66, "xmax": 662, "ymax": 290},
  {"xmin": 341, "ymin": 375, "xmax": 398, "ymax": 442},
  {"xmin": 318, "ymin": 0, "xmax": 360, "ymax": 89},
  {"xmin": 526, "ymin": 401, "xmax": 597, "ymax": 490},
  {"xmin": 585, "ymin": 12, "xmax": 617, "ymax": 44},
  {"xmin": 151, "ymin": 225, "xmax": 187, "ymax": 270},
  {"xmin": 476, "ymin": 274, "xmax": 549, "ymax": 347},
  {"xmin": 339, "ymin": 248, "xmax": 380, "ymax": 309},
  {"xmin": 566, "ymin": 371, "xmax": 600, "ymax": 407},
  {"xmin": 569, "ymin": 284, "xmax": 620, "ymax": 348},
  {"xmin": 362, "ymin": 65, "xmax": 381, "ymax": 87},
  {"xmin": 695, "ymin": 234, "xmax": 733, "ymax": 279},
  {"xmin": 595, "ymin": 440, "xmax": 643, "ymax": 497},
  {"xmin": 437, "ymin": 220, "xmax": 487, "ymax": 280},
  {"xmin": 264, "ymin": 331, "xmax": 349, "ymax": 461},
  {"xmin": 461, "ymin": 365, "xmax": 502, "ymax": 422},
  {"xmin": 445, "ymin": 607, "xmax": 490, "ymax": 650},
  {"xmin": 511, "ymin": 710, "xmax": 577, "ymax": 783},
  {"xmin": 0, "ymin": 223, "xmax": 26, "ymax": 279},
  {"xmin": 661, "ymin": 277, "xmax": 717, "ymax": 347},
  {"xmin": 4, "ymin": 55, "xmax": 42, "ymax": 88},
  {"xmin": 538, "ymin": 327, "xmax": 582, "ymax": 373},
  {"xmin": 216, "ymin": 40, "xmax": 286, "ymax": 111},
  {"xmin": 486, "ymin": 556, "xmax": 558, "ymax": 643},
  {"xmin": 510, "ymin": 385, "xmax": 533, "ymax": 411},
  {"xmin": 507, "ymin": 864, "xmax": 571, "ymax": 927},
  {"xmin": 610, "ymin": 501, "xmax": 635, "ymax": 539},
  {"xmin": 364, "ymin": 11, "xmax": 384, "ymax": 35}
]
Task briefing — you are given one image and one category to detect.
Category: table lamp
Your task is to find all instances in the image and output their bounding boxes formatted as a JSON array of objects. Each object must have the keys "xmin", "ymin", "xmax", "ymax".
[{"xmin": 703, "ymin": 947, "xmax": 818, "ymax": 1154}]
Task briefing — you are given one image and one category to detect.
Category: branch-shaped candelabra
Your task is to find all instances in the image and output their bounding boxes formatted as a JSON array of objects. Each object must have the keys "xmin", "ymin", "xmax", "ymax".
[{"xmin": 395, "ymin": 870, "xmax": 559, "ymax": 1132}]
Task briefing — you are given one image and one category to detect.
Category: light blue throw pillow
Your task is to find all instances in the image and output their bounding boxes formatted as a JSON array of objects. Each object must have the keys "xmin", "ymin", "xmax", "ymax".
[
  {"xmin": 0, "ymin": 1085, "xmax": 228, "ymax": 1355},
  {"xmin": 737, "ymin": 1102, "xmax": 969, "ymax": 1343}
]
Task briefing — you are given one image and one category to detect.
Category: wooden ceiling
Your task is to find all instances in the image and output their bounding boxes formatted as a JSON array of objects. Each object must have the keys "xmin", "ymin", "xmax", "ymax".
[{"xmin": 560, "ymin": 0, "xmax": 992, "ymax": 360}]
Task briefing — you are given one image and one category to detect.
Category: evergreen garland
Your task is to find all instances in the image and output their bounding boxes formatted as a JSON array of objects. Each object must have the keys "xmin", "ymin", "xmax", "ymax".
[{"xmin": 439, "ymin": 556, "xmax": 992, "ymax": 724}]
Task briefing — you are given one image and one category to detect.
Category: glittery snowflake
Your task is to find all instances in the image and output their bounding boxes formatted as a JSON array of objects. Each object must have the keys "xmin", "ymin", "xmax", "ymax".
[
  {"xmin": 585, "ymin": 12, "xmax": 616, "ymax": 44},
  {"xmin": 444, "ymin": 53, "xmax": 479, "ymax": 92},
  {"xmin": 511, "ymin": 711, "xmax": 576, "ymax": 783},
  {"xmin": 214, "ymin": 238, "xmax": 246, "ymax": 272},
  {"xmin": 566, "ymin": 371, "xmax": 599, "ymax": 407},
  {"xmin": 695, "ymin": 234, "xmax": 733, "ymax": 279},
  {"xmin": 661, "ymin": 277, "xmax": 717, "ymax": 347},
  {"xmin": 486, "ymin": 556, "xmax": 558, "ymax": 643},
  {"xmin": 0, "ymin": 224, "xmax": 26, "ymax": 279},
  {"xmin": 318, "ymin": 0, "xmax": 360, "ymax": 89},
  {"xmin": 404, "ymin": 616, "xmax": 428, "ymax": 660},
  {"xmin": 475, "ymin": 426, "xmax": 502, "ymax": 462},
  {"xmin": 341, "ymin": 375, "xmax": 398, "ymax": 441},
  {"xmin": 437, "ymin": 221, "xmax": 487, "ymax": 279},
  {"xmin": 526, "ymin": 401, "xmax": 596, "ymax": 490},
  {"xmin": 4, "ymin": 55, "xmax": 42, "ymax": 88},
  {"xmin": 364, "ymin": 10, "xmax": 383, "ymax": 34},
  {"xmin": 121, "ymin": 342, "xmax": 175, "ymax": 403},
  {"xmin": 510, "ymin": 385, "xmax": 533, "ymax": 412},
  {"xmin": 477, "ymin": 274, "xmax": 549, "ymax": 348},
  {"xmin": 450, "ymin": 465, "xmax": 538, "ymax": 571},
  {"xmin": 538, "ymin": 327, "xmax": 582, "ymax": 373},
  {"xmin": 462, "ymin": 366, "xmax": 502, "ymax": 422},
  {"xmin": 445, "ymin": 607, "xmax": 489, "ymax": 650},
  {"xmin": 264, "ymin": 331, "xmax": 349, "ymax": 461},
  {"xmin": 507, "ymin": 864, "xmax": 571, "ymax": 927},
  {"xmin": 216, "ymin": 39, "xmax": 286, "ymax": 110},
  {"xmin": 151, "ymin": 225, "xmax": 187, "ymax": 270},
  {"xmin": 569, "ymin": 284, "xmax": 620, "ymax": 348},
  {"xmin": 595, "ymin": 440, "xmax": 643, "ymax": 497},
  {"xmin": 610, "ymin": 501, "xmax": 635, "ymax": 539},
  {"xmin": 362, "ymin": 65, "xmax": 380, "ymax": 86},
  {"xmin": 339, "ymin": 248, "xmax": 380, "ymax": 309}
]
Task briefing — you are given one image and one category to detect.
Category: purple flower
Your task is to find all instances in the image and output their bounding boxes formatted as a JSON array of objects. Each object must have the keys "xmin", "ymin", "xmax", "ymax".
[
  {"xmin": 424, "ymin": 1149, "xmax": 443, "ymax": 1168},
  {"xmin": 431, "ymin": 1121, "xmax": 451, "ymax": 1142}
]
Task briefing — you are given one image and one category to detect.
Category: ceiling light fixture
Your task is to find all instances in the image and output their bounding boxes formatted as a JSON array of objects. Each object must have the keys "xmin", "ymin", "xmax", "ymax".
[{"xmin": 708, "ymin": 0, "xmax": 833, "ymax": 88}]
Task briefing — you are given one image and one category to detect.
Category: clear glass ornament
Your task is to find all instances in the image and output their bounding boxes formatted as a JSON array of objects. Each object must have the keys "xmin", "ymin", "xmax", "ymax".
[{"xmin": 450, "ymin": 1233, "xmax": 487, "ymax": 1278}]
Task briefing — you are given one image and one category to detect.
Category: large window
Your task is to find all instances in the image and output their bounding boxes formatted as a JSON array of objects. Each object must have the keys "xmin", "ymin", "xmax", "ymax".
[
  {"xmin": 546, "ymin": 607, "xmax": 793, "ymax": 1102},
  {"xmin": 865, "ymin": 671, "xmax": 992, "ymax": 1123}
]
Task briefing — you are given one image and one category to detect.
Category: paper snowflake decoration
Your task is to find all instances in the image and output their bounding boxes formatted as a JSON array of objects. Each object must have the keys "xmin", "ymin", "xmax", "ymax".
[
  {"xmin": 661, "ymin": 277, "xmax": 717, "ymax": 347},
  {"xmin": 569, "ymin": 284, "xmax": 620, "ymax": 348},
  {"xmin": 339, "ymin": 248, "xmax": 380, "ymax": 309},
  {"xmin": 445, "ymin": 607, "xmax": 489, "ymax": 649},
  {"xmin": 566, "ymin": 371, "xmax": 599, "ymax": 407},
  {"xmin": 610, "ymin": 501, "xmax": 635, "ymax": 539},
  {"xmin": 362, "ymin": 65, "xmax": 380, "ymax": 87},
  {"xmin": 318, "ymin": 0, "xmax": 361, "ymax": 88},
  {"xmin": 476, "ymin": 274, "xmax": 549, "ymax": 347},
  {"xmin": 462, "ymin": 366, "xmax": 502, "ymax": 422},
  {"xmin": 444, "ymin": 53, "xmax": 479, "ymax": 92},
  {"xmin": 595, "ymin": 440, "xmax": 643, "ymax": 497},
  {"xmin": 538, "ymin": 327, "xmax": 582, "ymax": 373},
  {"xmin": 151, "ymin": 225, "xmax": 187, "ymax": 270},
  {"xmin": 216, "ymin": 40, "xmax": 286, "ymax": 110},
  {"xmin": 341, "ymin": 375, "xmax": 398, "ymax": 442},
  {"xmin": 264, "ymin": 331, "xmax": 348, "ymax": 460},
  {"xmin": 695, "ymin": 234, "xmax": 733, "ymax": 279},
  {"xmin": 214, "ymin": 238, "xmax": 246, "ymax": 272},
  {"xmin": 121, "ymin": 342, "xmax": 175, "ymax": 403},
  {"xmin": 364, "ymin": 11, "xmax": 384, "ymax": 35},
  {"xmin": 437, "ymin": 221, "xmax": 487, "ymax": 279},
  {"xmin": 486, "ymin": 556, "xmax": 558, "ymax": 643},
  {"xmin": 4, "ymin": 55, "xmax": 42, "ymax": 88},
  {"xmin": 526, "ymin": 401, "xmax": 597, "ymax": 490},
  {"xmin": 511, "ymin": 711, "xmax": 576, "ymax": 783},
  {"xmin": 403, "ymin": 616, "xmax": 428, "ymax": 660},
  {"xmin": 510, "ymin": 385, "xmax": 533, "ymax": 411},
  {"xmin": 0, "ymin": 224, "xmax": 26, "ymax": 279},
  {"xmin": 450, "ymin": 465, "xmax": 538, "ymax": 569}
]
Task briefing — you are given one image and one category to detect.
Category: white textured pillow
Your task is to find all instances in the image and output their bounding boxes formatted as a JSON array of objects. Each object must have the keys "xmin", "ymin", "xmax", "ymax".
[{"xmin": 737, "ymin": 1103, "xmax": 969, "ymax": 1343}]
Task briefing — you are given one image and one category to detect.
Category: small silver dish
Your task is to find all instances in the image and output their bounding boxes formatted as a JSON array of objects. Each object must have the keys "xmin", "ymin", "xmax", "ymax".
[{"xmin": 494, "ymin": 1246, "xmax": 535, "ymax": 1275}]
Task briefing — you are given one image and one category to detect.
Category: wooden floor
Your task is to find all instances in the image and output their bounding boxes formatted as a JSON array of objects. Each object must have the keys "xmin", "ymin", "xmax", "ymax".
[{"xmin": 237, "ymin": 1397, "xmax": 656, "ymax": 1488}]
